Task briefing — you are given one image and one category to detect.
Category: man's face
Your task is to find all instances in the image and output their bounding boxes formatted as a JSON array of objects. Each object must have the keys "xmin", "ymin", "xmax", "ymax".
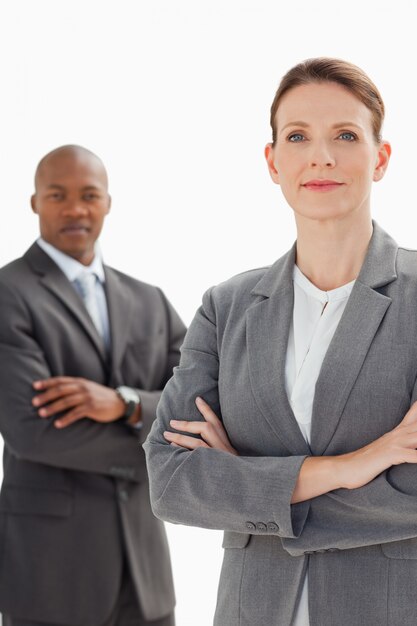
[{"xmin": 31, "ymin": 151, "xmax": 111, "ymax": 265}]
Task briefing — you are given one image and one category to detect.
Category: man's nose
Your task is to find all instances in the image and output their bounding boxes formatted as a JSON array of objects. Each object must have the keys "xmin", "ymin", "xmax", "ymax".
[{"xmin": 62, "ymin": 200, "xmax": 88, "ymax": 215}]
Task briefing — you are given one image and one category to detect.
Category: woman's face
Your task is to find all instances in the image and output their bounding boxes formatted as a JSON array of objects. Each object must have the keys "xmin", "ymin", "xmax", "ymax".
[{"xmin": 265, "ymin": 82, "xmax": 391, "ymax": 223}]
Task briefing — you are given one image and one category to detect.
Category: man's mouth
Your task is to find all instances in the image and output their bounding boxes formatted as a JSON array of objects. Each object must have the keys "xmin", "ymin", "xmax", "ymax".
[{"xmin": 60, "ymin": 224, "xmax": 90, "ymax": 234}]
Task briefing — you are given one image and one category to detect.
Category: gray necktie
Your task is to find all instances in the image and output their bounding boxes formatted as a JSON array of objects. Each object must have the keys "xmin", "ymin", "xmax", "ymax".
[{"xmin": 74, "ymin": 273, "xmax": 105, "ymax": 339}]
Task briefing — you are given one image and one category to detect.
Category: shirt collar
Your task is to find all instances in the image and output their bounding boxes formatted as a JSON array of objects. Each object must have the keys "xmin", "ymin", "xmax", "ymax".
[
  {"xmin": 37, "ymin": 238, "xmax": 106, "ymax": 284},
  {"xmin": 293, "ymin": 264, "xmax": 355, "ymax": 303}
]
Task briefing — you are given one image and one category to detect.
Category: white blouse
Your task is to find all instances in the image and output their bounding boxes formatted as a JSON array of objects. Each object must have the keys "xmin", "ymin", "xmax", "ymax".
[{"xmin": 286, "ymin": 265, "xmax": 355, "ymax": 626}]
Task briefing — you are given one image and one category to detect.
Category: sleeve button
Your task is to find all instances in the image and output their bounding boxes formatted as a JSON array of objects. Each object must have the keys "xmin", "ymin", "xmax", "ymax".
[
  {"xmin": 267, "ymin": 522, "xmax": 279, "ymax": 532},
  {"xmin": 245, "ymin": 522, "xmax": 256, "ymax": 531},
  {"xmin": 256, "ymin": 522, "xmax": 267, "ymax": 532}
]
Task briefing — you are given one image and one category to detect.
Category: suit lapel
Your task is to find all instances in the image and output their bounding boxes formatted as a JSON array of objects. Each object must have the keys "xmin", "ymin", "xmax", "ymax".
[
  {"xmin": 247, "ymin": 247, "xmax": 311, "ymax": 455},
  {"xmin": 310, "ymin": 222, "xmax": 397, "ymax": 455},
  {"xmin": 24, "ymin": 243, "xmax": 108, "ymax": 364},
  {"xmin": 246, "ymin": 222, "xmax": 398, "ymax": 457},
  {"xmin": 310, "ymin": 283, "xmax": 391, "ymax": 455},
  {"xmin": 104, "ymin": 266, "xmax": 134, "ymax": 374}
]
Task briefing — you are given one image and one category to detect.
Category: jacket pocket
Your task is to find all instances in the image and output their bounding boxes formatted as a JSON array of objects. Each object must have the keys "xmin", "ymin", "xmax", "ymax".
[
  {"xmin": 0, "ymin": 485, "xmax": 73, "ymax": 517},
  {"xmin": 222, "ymin": 531, "xmax": 251, "ymax": 549},
  {"xmin": 381, "ymin": 537, "xmax": 417, "ymax": 559}
]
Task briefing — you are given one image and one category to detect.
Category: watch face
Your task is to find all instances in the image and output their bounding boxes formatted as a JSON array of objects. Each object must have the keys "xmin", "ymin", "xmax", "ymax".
[{"xmin": 118, "ymin": 386, "xmax": 140, "ymax": 404}]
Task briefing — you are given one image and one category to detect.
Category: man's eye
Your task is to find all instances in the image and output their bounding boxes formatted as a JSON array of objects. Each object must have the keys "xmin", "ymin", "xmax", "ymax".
[
  {"xmin": 338, "ymin": 132, "xmax": 357, "ymax": 141},
  {"xmin": 48, "ymin": 193, "xmax": 63, "ymax": 200},
  {"xmin": 83, "ymin": 194, "xmax": 99, "ymax": 201},
  {"xmin": 288, "ymin": 133, "xmax": 305, "ymax": 142}
]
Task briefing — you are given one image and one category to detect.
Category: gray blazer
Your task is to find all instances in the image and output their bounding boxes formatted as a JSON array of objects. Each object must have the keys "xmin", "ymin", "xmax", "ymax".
[
  {"xmin": 145, "ymin": 223, "xmax": 417, "ymax": 626},
  {"xmin": 0, "ymin": 243, "xmax": 186, "ymax": 624}
]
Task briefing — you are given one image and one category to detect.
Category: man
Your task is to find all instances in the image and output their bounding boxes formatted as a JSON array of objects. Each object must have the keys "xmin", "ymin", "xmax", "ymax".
[{"xmin": 0, "ymin": 145, "xmax": 186, "ymax": 626}]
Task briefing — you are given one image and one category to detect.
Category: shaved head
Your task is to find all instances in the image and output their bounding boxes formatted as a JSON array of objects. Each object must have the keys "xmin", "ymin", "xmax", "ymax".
[
  {"xmin": 34, "ymin": 145, "xmax": 109, "ymax": 192},
  {"xmin": 31, "ymin": 144, "xmax": 111, "ymax": 265}
]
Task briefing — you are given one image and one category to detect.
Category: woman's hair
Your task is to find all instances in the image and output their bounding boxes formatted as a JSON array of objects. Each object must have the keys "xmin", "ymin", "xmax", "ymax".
[{"xmin": 270, "ymin": 57, "xmax": 385, "ymax": 145}]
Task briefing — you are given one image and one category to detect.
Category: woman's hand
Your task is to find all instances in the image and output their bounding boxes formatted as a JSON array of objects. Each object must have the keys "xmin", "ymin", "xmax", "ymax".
[
  {"xmin": 338, "ymin": 400, "xmax": 417, "ymax": 490},
  {"xmin": 293, "ymin": 401, "xmax": 417, "ymax": 503},
  {"xmin": 164, "ymin": 396, "xmax": 238, "ymax": 455}
]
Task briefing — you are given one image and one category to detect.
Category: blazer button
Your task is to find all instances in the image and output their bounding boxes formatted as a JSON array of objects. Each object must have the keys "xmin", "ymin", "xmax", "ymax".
[
  {"xmin": 118, "ymin": 488, "xmax": 129, "ymax": 502},
  {"xmin": 245, "ymin": 522, "xmax": 256, "ymax": 531},
  {"xmin": 267, "ymin": 522, "xmax": 279, "ymax": 533}
]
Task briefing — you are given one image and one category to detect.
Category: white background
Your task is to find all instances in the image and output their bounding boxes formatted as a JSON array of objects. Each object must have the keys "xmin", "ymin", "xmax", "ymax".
[{"xmin": 0, "ymin": 1, "xmax": 416, "ymax": 624}]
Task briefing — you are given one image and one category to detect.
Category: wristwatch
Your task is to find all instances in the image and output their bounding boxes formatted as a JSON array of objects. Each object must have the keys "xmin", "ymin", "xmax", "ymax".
[{"xmin": 115, "ymin": 386, "xmax": 141, "ymax": 420}]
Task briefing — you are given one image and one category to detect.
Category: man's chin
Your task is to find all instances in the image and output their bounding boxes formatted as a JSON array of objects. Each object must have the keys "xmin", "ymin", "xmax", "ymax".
[{"xmin": 59, "ymin": 244, "xmax": 94, "ymax": 264}]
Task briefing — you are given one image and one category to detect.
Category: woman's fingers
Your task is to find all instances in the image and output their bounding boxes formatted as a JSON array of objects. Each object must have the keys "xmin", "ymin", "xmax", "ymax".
[
  {"xmin": 195, "ymin": 396, "xmax": 221, "ymax": 424},
  {"xmin": 169, "ymin": 418, "xmax": 229, "ymax": 451},
  {"xmin": 401, "ymin": 401, "xmax": 417, "ymax": 426},
  {"xmin": 195, "ymin": 396, "xmax": 231, "ymax": 446},
  {"xmin": 164, "ymin": 430, "xmax": 209, "ymax": 450},
  {"xmin": 163, "ymin": 397, "xmax": 238, "ymax": 455}
]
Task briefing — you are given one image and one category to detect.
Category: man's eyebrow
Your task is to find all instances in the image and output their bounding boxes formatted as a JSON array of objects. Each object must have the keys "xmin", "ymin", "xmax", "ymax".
[{"xmin": 46, "ymin": 184, "xmax": 65, "ymax": 190}]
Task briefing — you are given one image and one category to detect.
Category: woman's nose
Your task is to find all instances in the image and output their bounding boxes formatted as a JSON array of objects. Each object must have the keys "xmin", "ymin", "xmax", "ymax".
[{"xmin": 309, "ymin": 141, "xmax": 336, "ymax": 168}]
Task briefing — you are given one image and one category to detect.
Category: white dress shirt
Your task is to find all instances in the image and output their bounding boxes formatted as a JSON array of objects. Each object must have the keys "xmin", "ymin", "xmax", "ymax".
[
  {"xmin": 37, "ymin": 237, "xmax": 111, "ymax": 349},
  {"xmin": 286, "ymin": 265, "xmax": 355, "ymax": 626}
]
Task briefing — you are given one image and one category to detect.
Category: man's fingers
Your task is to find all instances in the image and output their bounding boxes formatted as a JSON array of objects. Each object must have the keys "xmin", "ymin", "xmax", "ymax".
[
  {"xmin": 38, "ymin": 394, "xmax": 85, "ymax": 418},
  {"xmin": 164, "ymin": 431, "xmax": 209, "ymax": 450},
  {"xmin": 33, "ymin": 383, "xmax": 81, "ymax": 408},
  {"xmin": 54, "ymin": 409, "xmax": 85, "ymax": 429},
  {"xmin": 33, "ymin": 376, "xmax": 79, "ymax": 391}
]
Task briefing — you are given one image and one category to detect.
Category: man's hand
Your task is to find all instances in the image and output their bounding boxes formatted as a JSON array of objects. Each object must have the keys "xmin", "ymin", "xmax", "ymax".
[
  {"xmin": 32, "ymin": 377, "xmax": 126, "ymax": 428},
  {"xmin": 164, "ymin": 396, "xmax": 238, "ymax": 455}
]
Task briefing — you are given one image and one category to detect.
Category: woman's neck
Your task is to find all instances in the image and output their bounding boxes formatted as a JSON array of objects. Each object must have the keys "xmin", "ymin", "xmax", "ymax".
[{"xmin": 294, "ymin": 212, "xmax": 373, "ymax": 292}]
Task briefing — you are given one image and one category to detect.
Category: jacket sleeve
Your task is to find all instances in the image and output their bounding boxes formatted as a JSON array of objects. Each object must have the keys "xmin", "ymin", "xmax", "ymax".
[
  {"xmin": 0, "ymin": 279, "xmax": 148, "ymax": 482},
  {"xmin": 131, "ymin": 289, "xmax": 186, "ymax": 443},
  {"xmin": 282, "ymin": 376, "xmax": 417, "ymax": 556},
  {"xmin": 144, "ymin": 288, "xmax": 310, "ymax": 539},
  {"xmin": 145, "ymin": 287, "xmax": 417, "ymax": 551}
]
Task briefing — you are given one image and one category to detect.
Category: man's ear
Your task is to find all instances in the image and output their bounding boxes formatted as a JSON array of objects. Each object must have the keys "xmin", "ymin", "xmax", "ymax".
[
  {"xmin": 106, "ymin": 194, "xmax": 112, "ymax": 215},
  {"xmin": 373, "ymin": 140, "xmax": 391, "ymax": 182},
  {"xmin": 265, "ymin": 144, "xmax": 280, "ymax": 185},
  {"xmin": 30, "ymin": 194, "xmax": 38, "ymax": 214}
]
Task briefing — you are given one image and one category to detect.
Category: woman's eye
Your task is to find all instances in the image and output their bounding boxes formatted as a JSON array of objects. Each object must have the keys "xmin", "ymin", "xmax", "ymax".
[
  {"xmin": 338, "ymin": 132, "xmax": 356, "ymax": 141},
  {"xmin": 288, "ymin": 133, "xmax": 305, "ymax": 142}
]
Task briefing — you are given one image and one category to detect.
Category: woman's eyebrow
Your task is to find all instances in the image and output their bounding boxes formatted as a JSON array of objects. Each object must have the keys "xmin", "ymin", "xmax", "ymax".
[{"xmin": 279, "ymin": 120, "xmax": 364, "ymax": 134}]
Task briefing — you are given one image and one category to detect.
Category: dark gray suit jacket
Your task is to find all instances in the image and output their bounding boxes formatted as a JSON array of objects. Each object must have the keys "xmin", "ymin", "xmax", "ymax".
[
  {"xmin": 0, "ymin": 242, "xmax": 186, "ymax": 625},
  {"xmin": 145, "ymin": 223, "xmax": 417, "ymax": 626}
]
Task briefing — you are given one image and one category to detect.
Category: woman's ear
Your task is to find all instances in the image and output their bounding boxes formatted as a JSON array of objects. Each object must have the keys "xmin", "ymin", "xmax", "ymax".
[
  {"xmin": 373, "ymin": 140, "xmax": 391, "ymax": 182},
  {"xmin": 265, "ymin": 144, "xmax": 280, "ymax": 185}
]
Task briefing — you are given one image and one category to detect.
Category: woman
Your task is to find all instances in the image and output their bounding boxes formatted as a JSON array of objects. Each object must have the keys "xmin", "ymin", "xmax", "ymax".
[{"xmin": 144, "ymin": 58, "xmax": 417, "ymax": 626}]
